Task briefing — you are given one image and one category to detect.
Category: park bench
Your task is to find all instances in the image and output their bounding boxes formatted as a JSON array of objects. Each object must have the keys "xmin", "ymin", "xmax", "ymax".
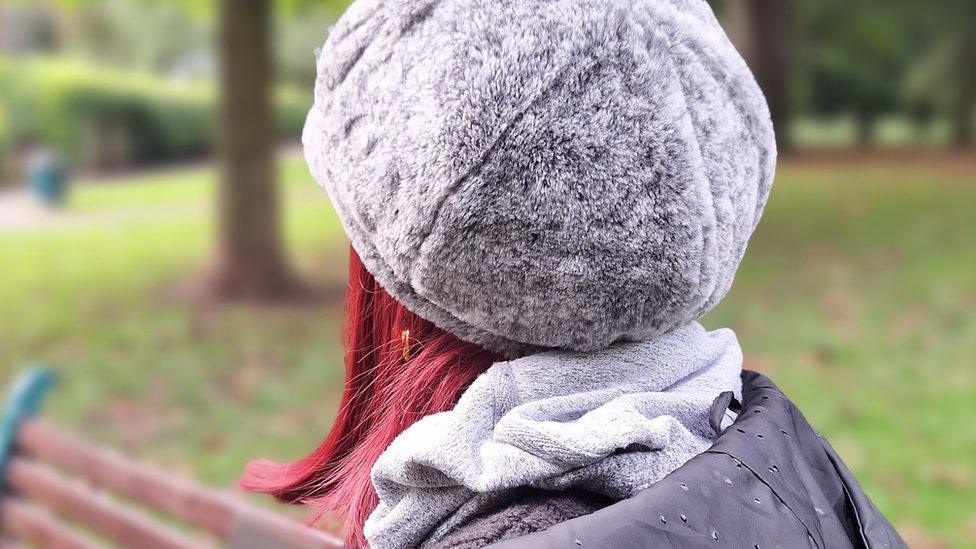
[{"xmin": 0, "ymin": 368, "xmax": 344, "ymax": 548}]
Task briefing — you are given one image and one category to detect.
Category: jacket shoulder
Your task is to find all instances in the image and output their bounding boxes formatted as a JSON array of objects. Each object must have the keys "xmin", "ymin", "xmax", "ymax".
[{"xmin": 486, "ymin": 372, "xmax": 907, "ymax": 549}]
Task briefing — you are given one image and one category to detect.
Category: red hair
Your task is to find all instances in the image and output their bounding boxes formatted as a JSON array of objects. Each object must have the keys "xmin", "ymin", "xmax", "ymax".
[{"xmin": 241, "ymin": 247, "xmax": 499, "ymax": 547}]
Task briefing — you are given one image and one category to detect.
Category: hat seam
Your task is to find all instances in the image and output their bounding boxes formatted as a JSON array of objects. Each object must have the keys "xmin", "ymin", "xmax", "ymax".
[{"xmin": 407, "ymin": 53, "xmax": 603, "ymax": 294}]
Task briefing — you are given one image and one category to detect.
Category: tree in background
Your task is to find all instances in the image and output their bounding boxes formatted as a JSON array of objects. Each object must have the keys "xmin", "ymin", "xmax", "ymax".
[
  {"xmin": 206, "ymin": 0, "xmax": 351, "ymax": 300},
  {"xmin": 208, "ymin": 0, "xmax": 302, "ymax": 300},
  {"xmin": 63, "ymin": 0, "xmax": 207, "ymax": 73},
  {"xmin": 795, "ymin": 0, "xmax": 909, "ymax": 146},
  {"xmin": 947, "ymin": 38, "xmax": 976, "ymax": 147},
  {"xmin": 726, "ymin": 0, "xmax": 795, "ymax": 152},
  {"xmin": 903, "ymin": 0, "xmax": 976, "ymax": 147}
]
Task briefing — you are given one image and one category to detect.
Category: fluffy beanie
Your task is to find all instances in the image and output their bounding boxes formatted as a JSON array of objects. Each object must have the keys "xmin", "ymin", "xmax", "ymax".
[{"xmin": 304, "ymin": 0, "xmax": 776, "ymax": 356}]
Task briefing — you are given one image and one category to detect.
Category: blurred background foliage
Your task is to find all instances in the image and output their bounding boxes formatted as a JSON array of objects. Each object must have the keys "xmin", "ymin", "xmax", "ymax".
[
  {"xmin": 0, "ymin": 57, "xmax": 309, "ymax": 168},
  {"xmin": 0, "ymin": 1, "xmax": 973, "ymax": 547},
  {"xmin": 0, "ymin": 0, "xmax": 973, "ymax": 174}
]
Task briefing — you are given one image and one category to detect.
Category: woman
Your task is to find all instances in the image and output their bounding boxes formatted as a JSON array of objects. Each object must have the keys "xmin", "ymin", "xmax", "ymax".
[{"xmin": 244, "ymin": 1, "xmax": 905, "ymax": 547}]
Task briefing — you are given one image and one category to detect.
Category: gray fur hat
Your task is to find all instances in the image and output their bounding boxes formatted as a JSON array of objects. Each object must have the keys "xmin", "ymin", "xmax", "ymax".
[{"xmin": 304, "ymin": 0, "xmax": 776, "ymax": 356}]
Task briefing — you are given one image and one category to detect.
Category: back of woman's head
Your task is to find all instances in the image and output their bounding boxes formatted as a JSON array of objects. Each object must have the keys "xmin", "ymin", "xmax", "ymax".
[
  {"xmin": 247, "ymin": 0, "xmax": 777, "ymax": 545},
  {"xmin": 241, "ymin": 248, "xmax": 499, "ymax": 547}
]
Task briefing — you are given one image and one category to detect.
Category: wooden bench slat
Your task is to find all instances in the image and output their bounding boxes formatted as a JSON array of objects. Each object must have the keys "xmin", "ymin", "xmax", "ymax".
[
  {"xmin": 7, "ymin": 457, "xmax": 198, "ymax": 549},
  {"xmin": 0, "ymin": 498, "xmax": 96, "ymax": 549},
  {"xmin": 16, "ymin": 420, "xmax": 342, "ymax": 548}
]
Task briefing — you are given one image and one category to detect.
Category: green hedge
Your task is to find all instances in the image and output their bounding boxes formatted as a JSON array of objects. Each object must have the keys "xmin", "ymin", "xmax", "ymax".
[{"xmin": 0, "ymin": 57, "xmax": 311, "ymax": 169}]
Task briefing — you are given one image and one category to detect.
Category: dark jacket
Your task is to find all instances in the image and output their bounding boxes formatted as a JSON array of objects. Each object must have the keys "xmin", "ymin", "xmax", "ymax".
[{"xmin": 431, "ymin": 372, "xmax": 905, "ymax": 549}]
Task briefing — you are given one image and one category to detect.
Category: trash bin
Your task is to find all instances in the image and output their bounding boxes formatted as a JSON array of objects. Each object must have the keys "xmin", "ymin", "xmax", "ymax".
[{"xmin": 27, "ymin": 150, "xmax": 67, "ymax": 208}]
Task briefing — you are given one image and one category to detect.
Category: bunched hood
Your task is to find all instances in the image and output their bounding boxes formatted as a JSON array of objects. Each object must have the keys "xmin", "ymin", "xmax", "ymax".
[
  {"xmin": 488, "ymin": 372, "xmax": 907, "ymax": 549},
  {"xmin": 365, "ymin": 323, "xmax": 743, "ymax": 549}
]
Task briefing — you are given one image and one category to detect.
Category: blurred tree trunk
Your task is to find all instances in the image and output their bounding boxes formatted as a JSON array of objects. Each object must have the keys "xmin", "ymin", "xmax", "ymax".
[
  {"xmin": 950, "ymin": 46, "xmax": 976, "ymax": 147},
  {"xmin": 727, "ymin": 0, "xmax": 795, "ymax": 152},
  {"xmin": 209, "ymin": 0, "xmax": 301, "ymax": 300},
  {"xmin": 854, "ymin": 111, "xmax": 875, "ymax": 148}
]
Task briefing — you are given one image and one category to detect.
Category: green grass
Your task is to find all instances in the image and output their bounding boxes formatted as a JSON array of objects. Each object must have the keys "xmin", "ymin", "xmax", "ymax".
[
  {"xmin": 1, "ymin": 154, "xmax": 974, "ymax": 546},
  {"xmin": 706, "ymin": 157, "xmax": 976, "ymax": 547},
  {"xmin": 792, "ymin": 116, "xmax": 954, "ymax": 148},
  {"xmin": 70, "ymin": 156, "xmax": 320, "ymax": 213},
  {"xmin": 0, "ymin": 154, "xmax": 348, "ymax": 497}
]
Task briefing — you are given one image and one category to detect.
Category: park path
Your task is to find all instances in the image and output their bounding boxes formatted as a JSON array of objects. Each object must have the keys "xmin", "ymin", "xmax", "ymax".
[
  {"xmin": 0, "ymin": 185, "xmax": 323, "ymax": 234},
  {"xmin": 0, "ymin": 187, "xmax": 208, "ymax": 234},
  {"xmin": 0, "ymin": 146, "xmax": 309, "ymax": 234},
  {"xmin": 0, "ymin": 188, "xmax": 48, "ymax": 230}
]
